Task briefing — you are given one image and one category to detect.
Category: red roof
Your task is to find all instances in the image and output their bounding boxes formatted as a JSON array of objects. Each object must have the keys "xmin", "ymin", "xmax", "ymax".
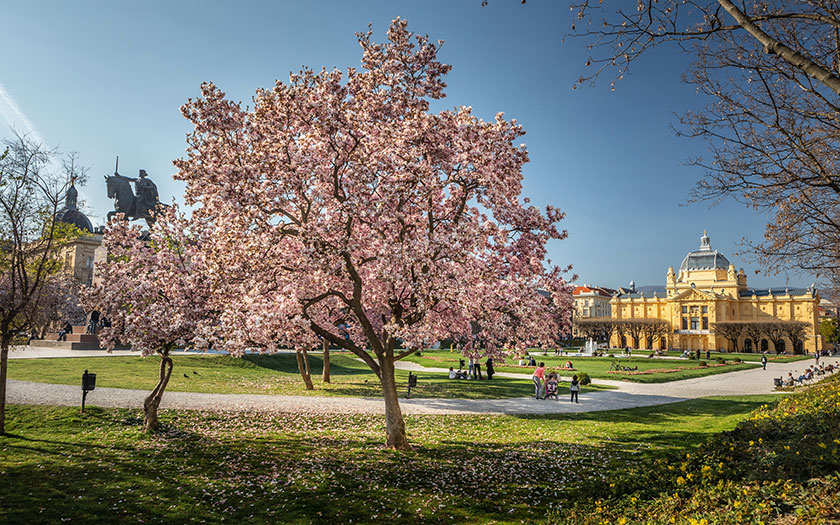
[{"xmin": 573, "ymin": 285, "xmax": 615, "ymax": 298}]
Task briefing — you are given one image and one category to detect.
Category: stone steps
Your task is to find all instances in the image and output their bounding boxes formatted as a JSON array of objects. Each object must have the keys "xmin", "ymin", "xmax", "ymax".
[{"xmin": 28, "ymin": 339, "xmax": 105, "ymax": 351}]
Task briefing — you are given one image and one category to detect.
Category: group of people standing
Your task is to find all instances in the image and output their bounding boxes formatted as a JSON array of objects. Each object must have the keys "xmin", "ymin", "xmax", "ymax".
[
  {"xmin": 449, "ymin": 356, "xmax": 495, "ymax": 380},
  {"xmin": 531, "ymin": 362, "xmax": 580, "ymax": 403}
]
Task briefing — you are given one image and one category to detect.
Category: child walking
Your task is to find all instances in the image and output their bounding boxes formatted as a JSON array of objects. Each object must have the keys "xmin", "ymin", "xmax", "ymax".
[{"xmin": 570, "ymin": 374, "xmax": 580, "ymax": 403}]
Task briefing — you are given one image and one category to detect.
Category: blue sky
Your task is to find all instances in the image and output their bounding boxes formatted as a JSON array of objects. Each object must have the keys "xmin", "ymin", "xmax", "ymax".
[{"xmin": 0, "ymin": 0, "xmax": 810, "ymax": 289}]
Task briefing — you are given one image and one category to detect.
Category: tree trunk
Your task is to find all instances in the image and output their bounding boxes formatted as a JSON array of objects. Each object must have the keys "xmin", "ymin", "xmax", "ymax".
[
  {"xmin": 378, "ymin": 356, "xmax": 410, "ymax": 450},
  {"xmin": 322, "ymin": 339, "xmax": 331, "ymax": 383},
  {"xmin": 0, "ymin": 338, "xmax": 9, "ymax": 436},
  {"xmin": 295, "ymin": 349, "xmax": 314, "ymax": 390},
  {"xmin": 143, "ymin": 350, "xmax": 173, "ymax": 433}
]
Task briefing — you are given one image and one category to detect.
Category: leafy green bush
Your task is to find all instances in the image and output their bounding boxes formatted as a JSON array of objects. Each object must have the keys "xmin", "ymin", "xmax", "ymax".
[
  {"xmin": 716, "ymin": 357, "xmax": 727, "ymax": 364},
  {"xmin": 688, "ymin": 353, "xmax": 697, "ymax": 360},
  {"xmin": 698, "ymin": 361, "xmax": 707, "ymax": 367},
  {"xmin": 577, "ymin": 372, "xmax": 591, "ymax": 386}
]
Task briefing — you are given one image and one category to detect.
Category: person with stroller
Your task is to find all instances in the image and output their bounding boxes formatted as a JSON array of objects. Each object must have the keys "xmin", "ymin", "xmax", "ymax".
[
  {"xmin": 544, "ymin": 372, "xmax": 559, "ymax": 400},
  {"xmin": 532, "ymin": 362, "xmax": 546, "ymax": 400}
]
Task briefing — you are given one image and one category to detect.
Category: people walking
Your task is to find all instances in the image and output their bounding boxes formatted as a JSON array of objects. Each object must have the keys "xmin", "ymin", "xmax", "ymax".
[
  {"xmin": 485, "ymin": 357, "xmax": 495, "ymax": 380},
  {"xmin": 570, "ymin": 374, "xmax": 580, "ymax": 403},
  {"xmin": 532, "ymin": 362, "xmax": 546, "ymax": 400},
  {"xmin": 761, "ymin": 352, "xmax": 768, "ymax": 370}
]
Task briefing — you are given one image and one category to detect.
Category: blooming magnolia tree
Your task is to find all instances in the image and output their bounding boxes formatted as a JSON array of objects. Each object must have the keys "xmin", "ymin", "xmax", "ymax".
[
  {"xmin": 83, "ymin": 208, "xmax": 216, "ymax": 432},
  {"xmin": 174, "ymin": 19, "xmax": 573, "ymax": 449}
]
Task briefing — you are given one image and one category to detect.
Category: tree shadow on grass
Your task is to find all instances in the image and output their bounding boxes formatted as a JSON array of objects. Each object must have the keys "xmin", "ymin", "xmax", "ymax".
[
  {"xmin": 243, "ymin": 353, "xmax": 374, "ymax": 378},
  {"xmin": 2, "ymin": 399, "xmax": 779, "ymax": 525}
]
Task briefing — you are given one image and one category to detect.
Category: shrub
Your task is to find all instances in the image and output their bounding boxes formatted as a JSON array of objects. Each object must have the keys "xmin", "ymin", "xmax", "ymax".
[
  {"xmin": 577, "ymin": 372, "xmax": 591, "ymax": 386},
  {"xmin": 607, "ymin": 353, "xmax": 614, "ymax": 358},
  {"xmin": 716, "ymin": 358, "xmax": 727, "ymax": 364},
  {"xmin": 555, "ymin": 374, "xmax": 840, "ymax": 524},
  {"xmin": 688, "ymin": 353, "xmax": 697, "ymax": 360},
  {"xmin": 698, "ymin": 361, "xmax": 707, "ymax": 367},
  {"xmin": 648, "ymin": 353, "xmax": 654, "ymax": 358},
  {"xmin": 733, "ymin": 357, "xmax": 742, "ymax": 363}
]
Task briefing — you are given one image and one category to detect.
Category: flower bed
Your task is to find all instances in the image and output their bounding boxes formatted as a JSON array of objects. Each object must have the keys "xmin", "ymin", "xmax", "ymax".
[{"xmin": 605, "ymin": 363, "xmax": 730, "ymax": 375}]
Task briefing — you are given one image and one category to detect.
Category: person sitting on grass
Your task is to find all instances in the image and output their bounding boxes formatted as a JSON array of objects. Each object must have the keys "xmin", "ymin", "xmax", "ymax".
[
  {"xmin": 528, "ymin": 355, "xmax": 537, "ymax": 367},
  {"xmin": 564, "ymin": 360, "xmax": 573, "ymax": 370},
  {"xmin": 449, "ymin": 367, "xmax": 468, "ymax": 380}
]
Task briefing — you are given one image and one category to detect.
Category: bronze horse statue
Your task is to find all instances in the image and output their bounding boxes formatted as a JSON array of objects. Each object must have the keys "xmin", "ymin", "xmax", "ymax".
[{"xmin": 105, "ymin": 170, "xmax": 162, "ymax": 227}]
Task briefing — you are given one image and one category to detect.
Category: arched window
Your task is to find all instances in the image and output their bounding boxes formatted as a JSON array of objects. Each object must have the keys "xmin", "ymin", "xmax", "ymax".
[
  {"xmin": 744, "ymin": 339, "xmax": 752, "ymax": 352},
  {"xmin": 761, "ymin": 339, "xmax": 768, "ymax": 352},
  {"xmin": 776, "ymin": 340, "xmax": 785, "ymax": 353}
]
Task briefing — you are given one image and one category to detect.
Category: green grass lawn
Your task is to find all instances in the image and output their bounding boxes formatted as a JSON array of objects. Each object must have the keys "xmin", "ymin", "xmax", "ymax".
[
  {"xmin": 405, "ymin": 350, "xmax": 760, "ymax": 383},
  {"xmin": 0, "ymin": 396, "xmax": 778, "ymax": 524},
  {"xmin": 6, "ymin": 353, "xmax": 610, "ymax": 399}
]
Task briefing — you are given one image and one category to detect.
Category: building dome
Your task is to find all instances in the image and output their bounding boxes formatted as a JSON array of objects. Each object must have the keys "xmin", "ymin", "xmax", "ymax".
[
  {"xmin": 55, "ymin": 182, "xmax": 93, "ymax": 233},
  {"xmin": 679, "ymin": 231, "xmax": 730, "ymax": 272}
]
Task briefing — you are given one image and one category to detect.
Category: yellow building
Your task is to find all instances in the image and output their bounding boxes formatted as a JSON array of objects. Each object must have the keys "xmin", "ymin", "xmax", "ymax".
[{"xmin": 610, "ymin": 232, "xmax": 821, "ymax": 353}]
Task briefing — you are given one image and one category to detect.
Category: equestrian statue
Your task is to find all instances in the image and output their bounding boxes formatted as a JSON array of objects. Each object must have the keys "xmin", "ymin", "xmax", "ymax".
[{"xmin": 104, "ymin": 157, "xmax": 164, "ymax": 227}]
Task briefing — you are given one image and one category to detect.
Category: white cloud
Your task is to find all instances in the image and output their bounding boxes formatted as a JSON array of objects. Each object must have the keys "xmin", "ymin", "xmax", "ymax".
[
  {"xmin": 0, "ymin": 81, "xmax": 47, "ymax": 147},
  {"xmin": 0, "ymin": 82, "xmax": 100, "ymax": 225}
]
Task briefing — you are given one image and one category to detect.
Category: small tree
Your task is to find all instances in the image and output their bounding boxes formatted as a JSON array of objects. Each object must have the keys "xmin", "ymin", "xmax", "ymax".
[
  {"xmin": 742, "ymin": 322, "xmax": 764, "ymax": 353},
  {"xmin": 574, "ymin": 318, "xmax": 603, "ymax": 342},
  {"xmin": 84, "ymin": 208, "xmax": 216, "ymax": 432},
  {"xmin": 713, "ymin": 321, "xmax": 746, "ymax": 353},
  {"xmin": 621, "ymin": 319, "xmax": 645, "ymax": 349},
  {"xmin": 0, "ymin": 136, "xmax": 85, "ymax": 435},
  {"xmin": 780, "ymin": 321, "xmax": 809, "ymax": 355},
  {"xmin": 22, "ymin": 275, "xmax": 84, "ymax": 340},
  {"xmin": 761, "ymin": 321, "xmax": 789, "ymax": 354},
  {"xmin": 640, "ymin": 318, "xmax": 670, "ymax": 350},
  {"xmin": 821, "ymin": 318, "xmax": 838, "ymax": 348},
  {"xmin": 173, "ymin": 19, "xmax": 573, "ymax": 449}
]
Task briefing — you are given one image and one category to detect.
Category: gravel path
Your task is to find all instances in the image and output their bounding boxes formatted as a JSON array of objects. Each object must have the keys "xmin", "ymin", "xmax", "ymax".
[{"xmin": 7, "ymin": 346, "xmax": 833, "ymax": 415}]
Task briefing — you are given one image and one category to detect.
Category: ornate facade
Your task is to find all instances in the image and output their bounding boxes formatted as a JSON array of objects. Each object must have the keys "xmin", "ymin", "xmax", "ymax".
[
  {"xmin": 55, "ymin": 181, "xmax": 102, "ymax": 287},
  {"xmin": 610, "ymin": 232, "xmax": 821, "ymax": 353}
]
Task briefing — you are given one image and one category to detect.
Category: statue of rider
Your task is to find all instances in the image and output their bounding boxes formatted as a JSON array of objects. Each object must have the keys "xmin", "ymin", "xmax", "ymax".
[
  {"xmin": 134, "ymin": 169, "xmax": 159, "ymax": 218},
  {"xmin": 113, "ymin": 169, "xmax": 159, "ymax": 219}
]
